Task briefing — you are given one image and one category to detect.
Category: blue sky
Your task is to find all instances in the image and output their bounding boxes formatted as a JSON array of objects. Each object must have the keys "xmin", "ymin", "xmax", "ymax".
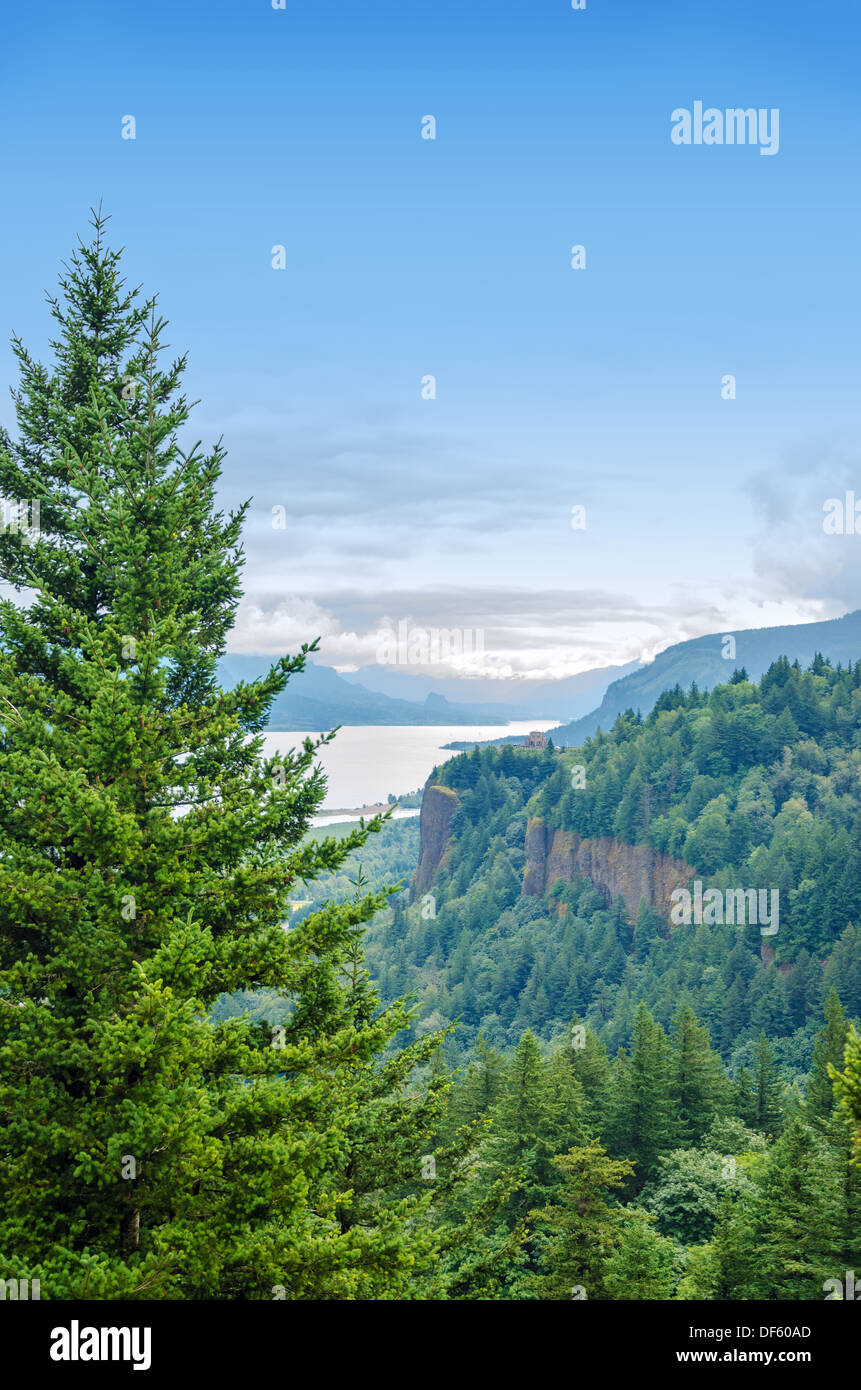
[{"xmin": 1, "ymin": 0, "xmax": 860, "ymax": 681}]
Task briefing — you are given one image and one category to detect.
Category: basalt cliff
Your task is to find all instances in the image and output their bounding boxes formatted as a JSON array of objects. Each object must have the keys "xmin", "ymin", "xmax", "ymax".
[
  {"xmin": 411, "ymin": 770, "xmax": 695, "ymax": 918},
  {"xmin": 411, "ymin": 782, "xmax": 460, "ymax": 899},
  {"xmin": 521, "ymin": 817, "xmax": 696, "ymax": 919}
]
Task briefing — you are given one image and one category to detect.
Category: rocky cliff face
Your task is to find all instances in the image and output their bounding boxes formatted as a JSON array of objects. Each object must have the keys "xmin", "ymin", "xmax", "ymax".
[
  {"xmin": 411, "ymin": 791, "xmax": 694, "ymax": 921},
  {"xmin": 522, "ymin": 816, "xmax": 695, "ymax": 920},
  {"xmin": 411, "ymin": 783, "xmax": 459, "ymax": 899}
]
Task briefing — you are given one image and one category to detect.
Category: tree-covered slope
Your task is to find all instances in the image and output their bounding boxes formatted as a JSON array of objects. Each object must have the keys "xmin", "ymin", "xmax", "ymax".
[{"xmin": 365, "ymin": 657, "xmax": 861, "ymax": 1074}]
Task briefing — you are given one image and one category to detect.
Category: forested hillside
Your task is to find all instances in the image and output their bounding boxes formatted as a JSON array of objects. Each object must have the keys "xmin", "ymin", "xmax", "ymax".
[
  {"xmin": 205, "ymin": 653, "xmax": 861, "ymax": 1299},
  {"xmin": 366, "ymin": 658, "xmax": 861, "ymax": 1077},
  {"xmin": 348, "ymin": 656, "xmax": 861, "ymax": 1298}
]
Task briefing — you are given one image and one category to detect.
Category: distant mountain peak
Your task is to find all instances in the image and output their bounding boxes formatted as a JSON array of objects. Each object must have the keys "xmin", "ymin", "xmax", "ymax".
[{"xmin": 551, "ymin": 609, "xmax": 861, "ymax": 748}]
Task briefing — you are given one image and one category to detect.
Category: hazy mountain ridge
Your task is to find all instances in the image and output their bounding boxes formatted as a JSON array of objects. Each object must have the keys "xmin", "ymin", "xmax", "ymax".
[
  {"xmin": 343, "ymin": 660, "xmax": 640, "ymax": 719},
  {"xmin": 216, "ymin": 656, "xmax": 516, "ymax": 728},
  {"xmin": 552, "ymin": 610, "xmax": 861, "ymax": 747}
]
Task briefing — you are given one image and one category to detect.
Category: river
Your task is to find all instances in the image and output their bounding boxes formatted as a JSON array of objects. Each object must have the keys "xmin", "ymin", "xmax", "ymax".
[{"xmin": 258, "ymin": 721, "xmax": 559, "ymax": 813}]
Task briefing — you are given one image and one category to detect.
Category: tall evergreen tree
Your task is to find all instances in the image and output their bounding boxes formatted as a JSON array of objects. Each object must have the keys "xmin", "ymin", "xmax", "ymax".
[
  {"xmin": 832, "ymin": 1023, "xmax": 861, "ymax": 1163},
  {"xmin": 680, "ymin": 1193, "xmax": 760, "ymax": 1300},
  {"xmin": 527, "ymin": 1140, "xmax": 634, "ymax": 1301},
  {"xmin": 620, "ymin": 1004, "xmax": 675, "ymax": 1185},
  {"xmin": 750, "ymin": 1032, "xmax": 784, "ymax": 1139},
  {"xmin": 441, "ymin": 1031, "xmax": 507, "ymax": 1140},
  {"xmin": 669, "ymin": 1004, "xmax": 730, "ymax": 1146},
  {"xmin": 486, "ymin": 1031, "xmax": 579, "ymax": 1225},
  {"xmin": 602, "ymin": 1210, "xmax": 676, "ymax": 1300},
  {"xmin": 831, "ymin": 1021, "xmax": 861, "ymax": 1270},
  {"xmin": 568, "ymin": 1019, "xmax": 613, "ymax": 1137},
  {"xmin": 807, "ymin": 989, "xmax": 849, "ymax": 1128},
  {"xmin": 731, "ymin": 1063, "xmax": 758, "ymax": 1131},
  {"xmin": 753, "ymin": 1117, "xmax": 840, "ymax": 1300},
  {"xmin": 0, "ymin": 213, "xmax": 436, "ymax": 1299}
]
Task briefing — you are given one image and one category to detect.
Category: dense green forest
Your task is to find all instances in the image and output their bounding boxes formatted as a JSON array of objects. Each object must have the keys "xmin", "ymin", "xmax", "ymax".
[
  {"xmin": 363, "ymin": 663, "xmax": 861, "ymax": 1076},
  {"xmin": 286, "ymin": 659, "xmax": 861, "ymax": 1298},
  {"xmin": 424, "ymin": 996, "xmax": 861, "ymax": 1299},
  {"xmin": 2, "ymin": 219, "xmax": 859, "ymax": 1303}
]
